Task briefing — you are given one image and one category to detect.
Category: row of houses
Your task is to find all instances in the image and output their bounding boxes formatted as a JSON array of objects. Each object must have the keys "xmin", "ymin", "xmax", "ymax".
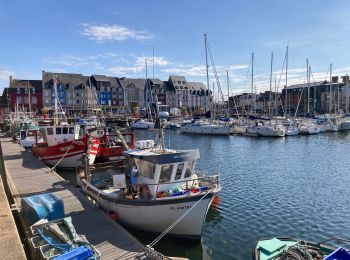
[
  {"xmin": 229, "ymin": 75, "xmax": 350, "ymax": 116},
  {"xmin": 0, "ymin": 71, "xmax": 213, "ymax": 115}
]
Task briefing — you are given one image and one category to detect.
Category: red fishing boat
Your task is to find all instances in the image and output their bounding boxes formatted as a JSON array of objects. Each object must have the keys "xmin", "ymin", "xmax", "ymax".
[{"xmin": 94, "ymin": 128, "xmax": 136, "ymax": 163}]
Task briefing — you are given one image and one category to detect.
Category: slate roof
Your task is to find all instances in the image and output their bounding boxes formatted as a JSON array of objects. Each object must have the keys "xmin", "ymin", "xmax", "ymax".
[
  {"xmin": 42, "ymin": 72, "xmax": 88, "ymax": 89},
  {"xmin": 117, "ymin": 77, "xmax": 147, "ymax": 90},
  {"xmin": 9, "ymin": 79, "xmax": 42, "ymax": 90},
  {"xmin": 187, "ymin": 82, "xmax": 206, "ymax": 90}
]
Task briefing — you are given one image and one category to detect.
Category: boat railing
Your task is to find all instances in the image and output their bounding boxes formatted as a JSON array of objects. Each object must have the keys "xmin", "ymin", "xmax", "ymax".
[{"xmin": 127, "ymin": 174, "xmax": 220, "ymax": 200}]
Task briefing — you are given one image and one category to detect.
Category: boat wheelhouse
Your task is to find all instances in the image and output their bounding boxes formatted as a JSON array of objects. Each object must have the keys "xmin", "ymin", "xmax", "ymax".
[{"xmin": 32, "ymin": 124, "xmax": 88, "ymax": 169}]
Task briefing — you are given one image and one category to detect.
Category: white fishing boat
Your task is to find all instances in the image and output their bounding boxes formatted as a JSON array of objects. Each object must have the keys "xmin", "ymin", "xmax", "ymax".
[
  {"xmin": 132, "ymin": 119, "xmax": 155, "ymax": 129},
  {"xmin": 77, "ymin": 141, "xmax": 221, "ymax": 239},
  {"xmin": 243, "ymin": 125, "xmax": 259, "ymax": 137},
  {"xmin": 180, "ymin": 120, "xmax": 230, "ymax": 136}
]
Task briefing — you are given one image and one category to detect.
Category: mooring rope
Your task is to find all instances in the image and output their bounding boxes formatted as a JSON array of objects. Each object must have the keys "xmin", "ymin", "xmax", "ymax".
[
  {"xmin": 148, "ymin": 189, "xmax": 213, "ymax": 248},
  {"xmin": 49, "ymin": 140, "xmax": 79, "ymax": 172}
]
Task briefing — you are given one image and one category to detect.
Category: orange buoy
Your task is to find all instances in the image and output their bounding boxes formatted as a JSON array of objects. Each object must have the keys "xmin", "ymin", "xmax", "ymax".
[{"xmin": 211, "ymin": 195, "xmax": 221, "ymax": 208}]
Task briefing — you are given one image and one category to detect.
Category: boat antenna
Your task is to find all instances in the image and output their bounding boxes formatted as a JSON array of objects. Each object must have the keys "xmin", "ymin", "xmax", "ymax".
[{"xmin": 284, "ymin": 46, "xmax": 289, "ymax": 117}]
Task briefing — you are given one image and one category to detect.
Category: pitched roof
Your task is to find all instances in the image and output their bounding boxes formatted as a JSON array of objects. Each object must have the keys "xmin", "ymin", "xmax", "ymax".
[
  {"xmin": 0, "ymin": 88, "xmax": 8, "ymax": 107},
  {"xmin": 91, "ymin": 75, "xmax": 111, "ymax": 82},
  {"xmin": 9, "ymin": 79, "xmax": 42, "ymax": 89},
  {"xmin": 117, "ymin": 77, "xmax": 147, "ymax": 90},
  {"xmin": 187, "ymin": 82, "xmax": 206, "ymax": 90},
  {"xmin": 42, "ymin": 72, "xmax": 88, "ymax": 88}
]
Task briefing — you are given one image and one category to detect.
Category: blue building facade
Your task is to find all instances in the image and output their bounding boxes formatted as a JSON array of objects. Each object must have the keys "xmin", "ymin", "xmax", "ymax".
[
  {"xmin": 98, "ymin": 92, "xmax": 112, "ymax": 106},
  {"xmin": 51, "ymin": 83, "xmax": 66, "ymax": 106}
]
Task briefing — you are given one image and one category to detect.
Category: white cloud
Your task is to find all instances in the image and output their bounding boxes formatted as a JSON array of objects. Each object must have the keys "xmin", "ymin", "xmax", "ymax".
[
  {"xmin": 136, "ymin": 56, "xmax": 170, "ymax": 67},
  {"xmin": 109, "ymin": 56, "xmax": 171, "ymax": 76},
  {"xmin": 0, "ymin": 69, "xmax": 13, "ymax": 81},
  {"xmin": 81, "ymin": 23, "xmax": 155, "ymax": 42},
  {"xmin": 43, "ymin": 55, "xmax": 88, "ymax": 67},
  {"xmin": 89, "ymin": 52, "xmax": 119, "ymax": 60}
]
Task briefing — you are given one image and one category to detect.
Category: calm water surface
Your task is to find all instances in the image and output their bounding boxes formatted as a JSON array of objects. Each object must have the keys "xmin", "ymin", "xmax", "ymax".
[{"xmin": 59, "ymin": 130, "xmax": 350, "ymax": 260}]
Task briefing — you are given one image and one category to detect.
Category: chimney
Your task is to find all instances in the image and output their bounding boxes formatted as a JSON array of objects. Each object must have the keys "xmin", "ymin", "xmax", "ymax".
[
  {"xmin": 9, "ymin": 75, "xmax": 12, "ymax": 85},
  {"xmin": 342, "ymin": 75, "xmax": 349, "ymax": 84},
  {"xmin": 332, "ymin": 76, "xmax": 338, "ymax": 83}
]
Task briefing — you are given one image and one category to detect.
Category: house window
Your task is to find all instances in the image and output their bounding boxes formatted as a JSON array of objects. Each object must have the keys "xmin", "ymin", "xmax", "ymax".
[
  {"xmin": 32, "ymin": 97, "xmax": 37, "ymax": 104},
  {"xmin": 25, "ymin": 88, "xmax": 29, "ymax": 94},
  {"xmin": 45, "ymin": 99, "xmax": 49, "ymax": 104},
  {"xmin": 16, "ymin": 96, "xmax": 22, "ymax": 104},
  {"xmin": 32, "ymin": 88, "xmax": 35, "ymax": 94},
  {"xmin": 17, "ymin": 88, "xmax": 20, "ymax": 94},
  {"xmin": 45, "ymin": 92, "xmax": 49, "ymax": 97},
  {"xmin": 76, "ymin": 93, "xmax": 79, "ymax": 97}
]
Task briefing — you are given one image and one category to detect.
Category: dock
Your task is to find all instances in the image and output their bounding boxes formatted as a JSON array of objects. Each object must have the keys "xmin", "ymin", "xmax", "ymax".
[{"xmin": 0, "ymin": 137, "xmax": 150, "ymax": 259}]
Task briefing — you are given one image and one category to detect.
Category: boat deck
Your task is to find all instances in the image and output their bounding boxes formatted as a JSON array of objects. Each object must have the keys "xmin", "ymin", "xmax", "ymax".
[{"xmin": 0, "ymin": 137, "xmax": 150, "ymax": 260}]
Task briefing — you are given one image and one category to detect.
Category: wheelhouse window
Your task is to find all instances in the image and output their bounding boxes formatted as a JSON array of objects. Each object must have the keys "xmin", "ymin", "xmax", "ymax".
[
  {"xmin": 160, "ymin": 164, "xmax": 173, "ymax": 183},
  {"xmin": 184, "ymin": 160, "xmax": 195, "ymax": 178},
  {"xmin": 62, "ymin": 127, "xmax": 68, "ymax": 134},
  {"xmin": 47, "ymin": 128, "xmax": 53, "ymax": 136},
  {"xmin": 56, "ymin": 127, "xmax": 62, "ymax": 135},
  {"xmin": 69, "ymin": 127, "xmax": 74, "ymax": 134},
  {"xmin": 175, "ymin": 163, "xmax": 184, "ymax": 180},
  {"xmin": 138, "ymin": 160, "xmax": 156, "ymax": 180}
]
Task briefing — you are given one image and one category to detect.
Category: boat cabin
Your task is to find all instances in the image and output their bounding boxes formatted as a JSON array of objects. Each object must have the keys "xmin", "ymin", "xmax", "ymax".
[
  {"xmin": 39, "ymin": 124, "xmax": 80, "ymax": 146},
  {"xmin": 124, "ymin": 149, "xmax": 200, "ymax": 197}
]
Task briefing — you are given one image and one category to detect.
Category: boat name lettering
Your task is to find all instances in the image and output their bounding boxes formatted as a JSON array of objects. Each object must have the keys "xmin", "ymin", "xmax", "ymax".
[
  {"xmin": 170, "ymin": 205, "xmax": 192, "ymax": 210},
  {"xmin": 60, "ymin": 145, "xmax": 74, "ymax": 151}
]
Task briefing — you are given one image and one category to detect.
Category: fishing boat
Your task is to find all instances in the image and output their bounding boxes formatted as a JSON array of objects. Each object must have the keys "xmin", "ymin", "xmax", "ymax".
[
  {"xmin": 180, "ymin": 120, "xmax": 230, "ymax": 135},
  {"xmin": 253, "ymin": 237, "xmax": 350, "ymax": 260},
  {"xmin": 77, "ymin": 128, "xmax": 221, "ymax": 239},
  {"xmin": 32, "ymin": 75, "xmax": 93, "ymax": 169},
  {"xmin": 94, "ymin": 128, "xmax": 136, "ymax": 163}
]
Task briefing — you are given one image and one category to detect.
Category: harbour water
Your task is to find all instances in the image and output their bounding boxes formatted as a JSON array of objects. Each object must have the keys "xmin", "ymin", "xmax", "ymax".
[{"xmin": 59, "ymin": 129, "xmax": 350, "ymax": 259}]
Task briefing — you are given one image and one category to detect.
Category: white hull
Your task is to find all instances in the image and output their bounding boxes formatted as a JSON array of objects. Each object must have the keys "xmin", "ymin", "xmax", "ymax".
[
  {"xmin": 132, "ymin": 121, "xmax": 155, "ymax": 129},
  {"xmin": 285, "ymin": 126, "xmax": 299, "ymax": 136},
  {"xmin": 339, "ymin": 121, "xmax": 350, "ymax": 131},
  {"xmin": 232, "ymin": 125, "xmax": 247, "ymax": 134},
  {"xmin": 299, "ymin": 125, "xmax": 320, "ymax": 135},
  {"xmin": 243, "ymin": 126, "xmax": 258, "ymax": 136},
  {"xmin": 45, "ymin": 153, "xmax": 83, "ymax": 168},
  {"xmin": 180, "ymin": 125, "xmax": 230, "ymax": 135},
  {"xmin": 80, "ymin": 179, "xmax": 215, "ymax": 239},
  {"xmin": 257, "ymin": 126, "xmax": 285, "ymax": 137}
]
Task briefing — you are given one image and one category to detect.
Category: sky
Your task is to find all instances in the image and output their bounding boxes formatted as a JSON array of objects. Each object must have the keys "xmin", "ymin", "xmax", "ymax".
[{"xmin": 1, "ymin": 0, "xmax": 350, "ymax": 99}]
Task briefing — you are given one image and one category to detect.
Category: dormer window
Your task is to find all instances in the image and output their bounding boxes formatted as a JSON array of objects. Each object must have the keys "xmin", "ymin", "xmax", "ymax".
[
  {"xmin": 17, "ymin": 88, "xmax": 20, "ymax": 94},
  {"xmin": 178, "ymin": 81, "xmax": 181, "ymax": 84}
]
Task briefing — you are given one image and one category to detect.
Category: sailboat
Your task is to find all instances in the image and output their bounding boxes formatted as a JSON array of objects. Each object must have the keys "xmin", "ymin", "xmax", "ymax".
[{"xmin": 180, "ymin": 33, "xmax": 230, "ymax": 136}]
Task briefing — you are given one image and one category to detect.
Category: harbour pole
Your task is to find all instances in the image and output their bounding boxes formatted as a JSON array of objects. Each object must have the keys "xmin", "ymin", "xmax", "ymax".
[{"xmin": 307, "ymin": 59, "xmax": 310, "ymax": 115}]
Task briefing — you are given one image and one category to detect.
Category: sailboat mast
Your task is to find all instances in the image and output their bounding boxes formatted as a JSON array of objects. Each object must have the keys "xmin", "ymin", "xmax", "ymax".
[
  {"xmin": 53, "ymin": 75, "xmax": 58, "ymax": 125},
  {"xmin": 251, "ymin": 52, "xmax": 254, "ymax": 114},
  {"xmin": 285, "ymin": 46, "xmax": 288, "ymax": 117},
  {"xmin": 226, "ymin": 70, "xmax": 230, "ymax": 116},
  {"xmin": 204, "ymin": 33, "xmax": 211, "ymax": 114},
  {"xmin": 307, "ymin": 59, "xmax": 310, "ymax": 115},
  {"xmin": 329, "ymin": 63, "xmax": 332, "ymax": 114},
  {"xmin": 269, "ymin": 53, "xmax": 273, "ymax": 116}
]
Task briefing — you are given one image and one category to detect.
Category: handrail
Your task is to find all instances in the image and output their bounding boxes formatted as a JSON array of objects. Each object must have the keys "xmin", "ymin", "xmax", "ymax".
[
  {"xmin": 127, "ymin": 174, "xmax": 220, "ymax": 199},
  {"xmin": 318, "ymin": 237, "xmax": 350, "ymax": 246}
]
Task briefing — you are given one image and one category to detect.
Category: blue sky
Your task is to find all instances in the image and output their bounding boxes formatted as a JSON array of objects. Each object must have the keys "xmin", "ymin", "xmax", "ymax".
[{"xmin": 1, "ymin": 0, "xmax": 350, "ymax": 98}]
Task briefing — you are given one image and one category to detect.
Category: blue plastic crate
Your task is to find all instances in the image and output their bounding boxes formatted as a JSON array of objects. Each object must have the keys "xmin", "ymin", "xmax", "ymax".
[
  {"xmin": 21, "ymin": 193, "xmax": 64, "ymax": 225},
  {"xmin": 325, "ymin": 247, "xmax": 350, "ymax": 260}
]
